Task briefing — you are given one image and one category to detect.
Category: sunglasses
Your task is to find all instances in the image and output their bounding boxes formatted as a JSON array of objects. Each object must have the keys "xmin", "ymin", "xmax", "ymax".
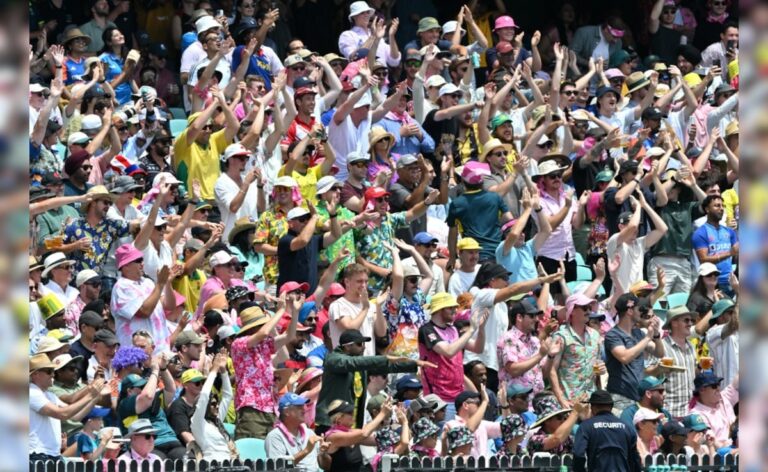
[
  {"xmin": 712, "ymin": 1, "xmax": 726, "ymax": 5},
  {"xmin": 562, "ymin": 90, "xmax": 578, "ymax": 96},
  {"xmin": 140, "ymin": 434, "xmax": 157, "ymax": 440},
  {"xmin": 405, "ymin": 276, "xmax": 420, "ymax": 284},
  {"xmin": 98, "ymin": 199, "xmax": 112, "ymax": 206},
  {"xmin": 350, "ymin": 161, "xmax": 368, "ymax": 167},
  {"xmin": 190, "ymin": 380, "xmax": 204, "ymax": 386},
  {"xmin": 85, "ymin": 280, "xmax": 102, "ymax": 287},
  {"xmin": 38, "ymin": 369, "xmax": 54, "ymax": 375},
  {"xmin": 294, "ymin": 215, "xmax": 311, "ymax": 223},
  {"xmin": 703, "ymin": 273, "xmax": 719, "ymax": 278},
  {"xmin": 662, "ymin": 8, "xmax": 677, "ymax": 13},
  {"xmin": 375, "ymin": 196, "xmax": 389, "ymax": 202},
  {"xmin": 537, "ymin": 142, "xmax": 554, "ymax": 150},
  {"xmin": 231, "ymin": 264, "xmax": 244, "ymax": 271},
  {"xmin": 131, "ymin": 258, "xmax": 144, "ymax": 264},
  {"xmin": 545, "ymin": 172, "xmax": 563, "ymax": 179},
  {"xmin": 490, "ymin": 150, "xmax": 508, "ymax": 157},
  {"xmin": 117, "ymin": 126, "xmax": 129, "ymax": 132},
  {"xmin": 373, "ymin": 70, "xmax": 388, "ymax": 77},
  {"xmin": 291, "ymin": 65, "xmax": 307, "ymax": 72},
  {"xmin": 156, "ymin": 138, "xmax": 172, "ymax": 145},
  {"xmin": 405, "ymin": 61, "xmax": 422, "ymax": 67}
]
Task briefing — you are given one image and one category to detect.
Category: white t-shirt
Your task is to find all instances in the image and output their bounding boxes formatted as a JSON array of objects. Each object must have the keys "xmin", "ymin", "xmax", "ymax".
[
  {"xmin": 104, "ymin": 204, "xmax": 144, "ymax": 278},
  {"xmin": 214, "ymin": 172, "xmax": 260, "ymax": 240},
  {"xmin": 30, "ymin": 384, "xmax": 64, "ymax": 456},
  {"xmin": 465, "ymin": 287, "xmax": 509, "ymax": 372},
  {"xmin": 447, "ymin": 267, "xmax": 479, "ymax": 297},
  {"xmin": 328, "ymin": 297, "xmax": 377, "ymax": 357},
  {"xmin": 328, "ymin": 110, "xmax": 372, "ymax": 182},
  {"xmin": 706, "ymin": 324, "xmax": 738, "ymax": 385},
  {"xmin": 606, "ymin": 234, "xmax": 647, "ymax": 293},
  {"xmin": 141, "ymin": 240, "xmax": 175, "ymax": 283},
  {"xmin": 86, "ymin": 355, "xmax": 115, "ymax": 382},
  {"xmin": 188, "ymin": 56, "xmax": 232, "ymax": 90}
]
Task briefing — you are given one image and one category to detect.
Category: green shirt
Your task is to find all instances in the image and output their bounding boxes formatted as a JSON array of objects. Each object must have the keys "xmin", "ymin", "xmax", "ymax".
[
  {"xmin": 48, "ymin": 382, "xmax": 85, "ymax": 437},
  {"xmin": 316, "ymin": 202, "xmax": 356, "ymax": 275},
  {"xmin": 35, "ymin": 205, "xmax": 80, "ymax": 249},
  {"xmin": 651, "ymin": 200, "xmax": 698, "ymax": 258}
]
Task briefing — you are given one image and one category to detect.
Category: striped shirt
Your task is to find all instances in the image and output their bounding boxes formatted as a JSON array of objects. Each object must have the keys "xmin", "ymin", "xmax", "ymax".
[{"xmin": 654, "ymin": 336, "xmax": 696, "ymax": 417}]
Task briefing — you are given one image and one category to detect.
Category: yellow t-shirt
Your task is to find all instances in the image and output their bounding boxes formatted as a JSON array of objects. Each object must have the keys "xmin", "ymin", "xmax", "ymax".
[
  {"xmin": 722, "ymin": 188, "xmax": 739, "ymax": 221},
  {"xmin": 172, "ymin": 267, "xmax": 207, "ymax": 314},
  {"xmin": 173, "ymin": 128, "xmax": 228, "ymax": 201},
  {"xmin": 278, "ymin": 164, "xmax": 324, "ymax": 205}
]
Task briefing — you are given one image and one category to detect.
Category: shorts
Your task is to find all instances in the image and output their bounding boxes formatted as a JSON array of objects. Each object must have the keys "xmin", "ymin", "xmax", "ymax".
[{"xmin": 235, "ymin": 407, "xmax": 276, "ymax": 440}]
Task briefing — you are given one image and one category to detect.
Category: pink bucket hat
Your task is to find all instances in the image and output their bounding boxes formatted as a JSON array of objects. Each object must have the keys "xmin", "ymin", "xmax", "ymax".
[
  {"xmin": 566, "ymin": 293, "xmax": 597, "ymax": 321},
  {"xmin": 461, "ymin": 161, "xmax": 491, "ymax": 185},
  {"xmin": 116, "ymin": 244, "xmax": 144, "ymax": 269},
  {"xmin": 494, "ymin": 15, "xmax": 517, "ymax": 31}
]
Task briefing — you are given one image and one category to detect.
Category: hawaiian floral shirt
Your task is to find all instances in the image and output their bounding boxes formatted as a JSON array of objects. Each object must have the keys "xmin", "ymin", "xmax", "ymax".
[
  {"xmin": 552, "ymin": 324, "xmax": 602, "ymax": 399},
  {"xmin": 111, "ymin": 276, "xmax": 171, "ymax": 353},
  {"xmin": 63, "ymin": 217, "xmax": 129, "ymax": 272},
  {"xmin": 353, "ymin": 212, "xmax": 408, "ymax": 292},
  {"xmin": 384, "ymin": 290, "xmax": 428, "ymax": 360},
  {"xmin": 497, "ymin": 326, "xmax": 545, "ymax": 394},
  {"xmin": 316, "ymin": 202, "xmax": 356, "ymax": 275},
  {"xmin": 527, "ymin": 428, "xmax": 573, "ymax": 455},
  {"xmin": 231, "ymin": 335, "xmax": 277, "ymax": 414},
  {"xmin": 253, "ymin": 206, "xmax": 289, "ymax": 285}
]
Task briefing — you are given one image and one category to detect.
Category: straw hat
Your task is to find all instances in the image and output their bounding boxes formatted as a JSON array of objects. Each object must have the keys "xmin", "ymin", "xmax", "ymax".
[
  {"xmin": 368, "ymin": 126, "xmax": 395, "ymax": 151},
  {"xmin": 30, "ymin": 353, "xmax": 57, "ymax": 373},
  {"xmin": 62, "ymin": 28, "xmax": 91, "ymax": 46},
  {"xmin": 228, "ymin": 216, "xmax": 257, "ymax": 245},
  {"xmin": 238, "ymin": 305, "xmax": 270, "ymax": 334},
  {"xmin": 479, "ymin": 138, "xmax": 512, "ymax": 163},
  {"xmin": 82, "ymin": 185, "xmax": 117, "ymax": 212}
]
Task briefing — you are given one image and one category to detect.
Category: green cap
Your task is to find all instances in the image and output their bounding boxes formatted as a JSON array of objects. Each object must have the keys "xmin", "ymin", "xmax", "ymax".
[
  {"xmin": 490, "ymin": 113, "xmax": 513, "ymax": 132},
  {"xmin": 121, "ymin": 373, "xmax": 148, "ymax": 390},
  {"xmin": 609, "ymin": 49, "xmax": 631, "ymax": 68},
  {"xmin": 682, "ymin": 414, "xmax": 709, "ymax": 432},
  {"xmin": 417, "ymin": 17, "xmax": 441, "ymax": 33},
  {"xmin": 595, "ymin": 168, "xmax": 614, "ymax": 183},
  {"xmin": 366, "ymin": 393, "xmax": 388, "ymax": 412},
  {"xmin": 711, "ymin": 299, "xmax": 735, "ymax": 321}
]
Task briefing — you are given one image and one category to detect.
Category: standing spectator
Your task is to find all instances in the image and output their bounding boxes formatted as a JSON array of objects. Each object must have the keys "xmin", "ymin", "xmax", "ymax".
[
  {"xmin": 418, "ymin": 294, "xmax": 488, "ymax": 421},
  {"xmin": 388, "ymin": 154, "xmax": 448, "ymax": 243},
  {"xmin": 402, "ymin": 232, "xmax": 446, "ymax": 296},
  {"xmin": 79, "ymin": 0, "xmax": 117, "ymax": 54},
  {"xmin": 68, "ymin": 311, "xmax": 104, "ymax": 372},
  {"xmin": 62, "ymin": 150, "xmax": 94, "ymax": 198},
  {"xmin": 215, "ymin": 143, "xmax": 266, "ymax": 240},
  {"xmin": 550, "ymin": 293, "xmax": 604, "ymax": 408},
  {"xmin": 694, "ymin": 0, "xmax": 733, "ymax": 50},
  {"xmin": 619, "ymin": 376, "xmax": 674, "ymax": 433},
  {"xmin": 196, "ymin": 251, "xmax": 239, "ymax": 318},
  {"xmin": 570, "ymin": 17, "xmax": 626, "ymax": 68},
  {"xmin": 700, "ymin": 22, "xmax": 739, "ymax": 81},
  {"xmin": 464, "ymin": 360, "xmax": 500, "ymax": 422},
  {"xmin": 692, "ymin": 195, "xmax": 739, "ymax": 297},
  {"xmin": 110, "ymin": 244, "xmax": 175, "ymax": 353},
  {"xmin": 573, "ymin": 390, "xmax": 642, "ymax": 472},
  {"xmin": 99, "ymin": 26, "xmax": 137, "ymax": 105},
  {"xmin": 706, "ymin": 299, "xmax": 738, "ymax": 385},
  {"xmin": 447, "ymin": 162, "xmax": 512, "ymax": 265},
  {"xmin": 29, "ymin": 354, "xmax": 104, "ymax": 462},
  {"xmin": 231, "ymin": 295, "xmax": 301, "ymax": 440},
  {"xmin": 377, "ymin": 88, "xmax": 436, "ymax": 157},
  {"xmin": 34, "ymin": 171, "xmax": 80, "ymax": 253},
  {"xmin": 607, "ymin": 193, "xmax": 668, "ymax": 292},
  {"xmin": 86, "ymin": 329, "xmax": 119, "ymax": 383},
  {"xmin": 340, "ymin": 152, "xmax": 372, "ymax": 213},
  {"xmin": 339, "ymin": 2, "xmax": 401, "ymax": 67},
  {"xmin": 604, "ymin": 293, "xmax": 665, "ymax": 414},
  {"xmin": 648, "ymin": 0, "xmax": 685, "ymax": 65},
  {"xmin": 528, "ymin": 394, "xmax": 587, "ymax": 454},
  {"xmin": 470, "ymin": 263, "xmax": 562, "ymax": 392},
  {"xmin": 658, "ymin": 306, "xmax": 698, "ymax": 417},
  {"xmin": 497, "ymin": 298, "xmax": 559, "ymax": 395},
  {"xmin": 689, "ymin": 372, "xmax": 738, "ymax": 448},
  {"xmin": 447, "ymin": 237, "xmax": 481, "ymax": 296}
]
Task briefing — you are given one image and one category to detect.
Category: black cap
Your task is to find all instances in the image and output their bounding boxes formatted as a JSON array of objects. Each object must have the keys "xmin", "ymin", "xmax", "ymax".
[
  {"xmin": 203, "ymin": 309, "xmax": 225, "ymax": 328},
  {"xmin": 618, "ymin": 211, "xmax": 633, "ymax": 225},
  {"xmin": 236, "ymin": 17, "xmax": 259, "ymax": 41},
  {"xmin": 661, "ymin": 421, "xmax": 688, "ymax": 438},
  {"xmin": 149, "ymin": 43, "xmax": 169, "ymax": 58},
  {"xmin": 585, "ymin": 127, "xmax": 607, "ymax": 139},
  {"xmin": 30, "ymin": 186, "xmax": 55, "ymax": 202},
  {"xmin": 641, "ymin": 107, "xmax": 663, "ymax": 121},
  {"xmin": 454, "ymin": 391, "xmax": 480, "ymax": 411},
  {"xmin": 615, "ymin": 159, "xmax": 639, "ymax": 180},
  {"xmin": 41, "ymin": 171, "xmax": 63, "ymax": 186},
  {"xmin": 596, "ymin": 86, "xmax": 620, "ymax": 100},
  {"xmin": 339, "ymin": 329, "xmax": 371, "ymax": 346},
  {"xmin": 94, "ymin": 329, "xmax": 120, "ymax": 347},
  {"xmin": 137, "ymin": 30, "xmax": 151, "ymax": 48},
  {"xmin": 293, "ymin": 76, "xmax": 316, "ymax": 89},
  {"xmin": 511, "ymin": 299, "xmax": 542, "ymax": 316},
  {"xmin": 586, "ymin": 390, "xmax": 614, "ymax": 405},
  {"xmin": 46, "ymin": 120, "xmax": 62, "ymax": 136},
  {"xmin": 473, "ymin": 262, "xmax": 511, "ymax": 288},
  {"xmin": 78, "ymin": 311, "xmax": 104, "ymax": 329},
  {"xmin": 615, "ymin": 293, "xmax": 639, "ymax": 314}
]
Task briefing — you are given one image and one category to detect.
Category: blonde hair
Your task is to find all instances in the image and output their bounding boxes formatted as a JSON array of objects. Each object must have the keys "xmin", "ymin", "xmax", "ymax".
[{"xmin": 327, "ymin": 399, "xmax": 347, "ymax": 424}]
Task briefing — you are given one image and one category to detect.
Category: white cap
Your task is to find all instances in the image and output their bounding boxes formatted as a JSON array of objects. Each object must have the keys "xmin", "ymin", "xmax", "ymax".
[
  {"xmin": 217, "ymin": 325, "xmax": 237, "ymax": 340},
  {"xmin": 152, "ymin": 172, "xmax": 182, "ymax": 187},
  {"xmin": 646, "ymin": 147, "xmax": 666, "ymax": 158},
  {"xmin": 438, "ymin": 83, "xmax": 461, "ymax": 97},
  {"xmin": 442, "ymin": 21, "xmax": 464, "ymax": 37},
  {"xmin": 274, "ymin": 176, "xmax": 298, "ymax": 188},
  {"xmin": 67, "ymin": 132, "xmax": 90, "ymax": 146},
  {"xmin": 633, "ymin": 407, "xmax": 665, "ymax": 425},
  {"xmin": 30, "ymin": 83, "xmax": 50, "ymax": 94},
  {"xmin": 154, "ymin": 215, "xmax": 168, "ymax": 227},
  {"xmin": 316, "ymin": 176, "xmax": 342, "ymax": 195},
  {"xmin": 348, "ymin": 1, "xmax": 374, "ymax": 20},
  {"xmin": 698, "ymin": 262, "xmax": 720, "ymax": 277},
  {"xmin": 209, "ymin": 250, "xmax": 236, "ymax": 267},
  {"xmin": 424, "ymin": 75, "xmax": 447, "ymax": 89},
  {"xmin": 537, "ymin": 134, "xmax": 554, "ymax": 145},
  {"xmin": 221, "ymin": 143, "xmax": 250, "ymax": 162},
  {"xmin": 347, "ymin": 151, "xmax": 369, "ymax": 164},
  {"xmin": 75, "ymin": 269, "xmax": 100, "ymax": 287},
  {"xmin": 353, "ymin": 91, "xmax": 373, "ymax": 108},
  {"xmin": 195, "ymin": 16, "xmax": 220, "ymax": 34},
  {"xmin": 137, "ymin": 85, "xmax": 157, "ymax": 102},
  {"xmin": 287, "ymin": 207, "xmax": 311, "ymax": 220},
  {"xmin": 81, "ymin": 114, "xmax": 102, "ymax": 131}
]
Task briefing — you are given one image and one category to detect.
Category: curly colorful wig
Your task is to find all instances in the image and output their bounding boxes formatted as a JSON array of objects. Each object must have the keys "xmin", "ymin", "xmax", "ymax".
[{"xmin": 112, "ymin": 346, "xmax": 148, "ymax": 371}]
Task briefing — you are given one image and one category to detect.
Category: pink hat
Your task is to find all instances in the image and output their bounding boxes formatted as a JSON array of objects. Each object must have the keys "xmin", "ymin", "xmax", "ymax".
[
  {"xmin": 461, "ymin": 161, "xmax": 491, "ymax": 185},
  {"xmin": 493, "ymin": 15, "xmax": 517, "ymax": 31},
  {"xmin": 296, "ymin": 367, "xmax": 323, "ymax": 392},
  {"xmin": 328, "ymin": 283, "xmax": 346, "ymax": 296},
  {"xmin": 116, "ymin": 244, "xmax": 143, "ymax": 269},
  {"xmin": 566, "ymin": 293, "xmax": 596, "ymax": 321},
  {"xmin": 606, "ymin": 25, "xmax": 625, "ymax": 38},
  {"xmin": 279, "ymin": 281, "xmax": 310, "ymax": 295},
  {"xmin": 605, "ymin": 68, "xmax": 626, "ymax": 80}
]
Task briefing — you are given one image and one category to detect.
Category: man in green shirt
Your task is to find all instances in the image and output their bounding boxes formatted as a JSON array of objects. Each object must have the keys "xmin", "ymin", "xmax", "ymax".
[
  {"xmin": 314, "ymin": 176, "xmax": 369, "ymax": 274},
  {"xmin": 35, "ymin": 171, "xmax": 80, "ymax": 251}
]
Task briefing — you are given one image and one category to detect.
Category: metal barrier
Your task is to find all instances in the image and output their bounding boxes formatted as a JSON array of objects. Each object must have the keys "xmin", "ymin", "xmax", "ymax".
[
  {"xmin": 378, "ymin": 453, "xmax": 740, "ymax": 471},
  {"xmin": 29, "ymin": 458, "xmax": 298, "ymax": 472}
]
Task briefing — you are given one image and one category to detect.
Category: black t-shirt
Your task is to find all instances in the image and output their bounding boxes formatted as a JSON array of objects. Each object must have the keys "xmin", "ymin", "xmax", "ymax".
[
  {"xmin": 68, "ymin": 339, "xmax": 94, "ymax": 383},
  {"xmin": 388, "ymin": 182, "xmax": 432, "ymax": 244},
  {"xmin": 422, "ymin": 109, "xmax": 458, "ymax": 187},
  {"xmin": 277, "ymin": 232, "xmax": 324, "ymax": 293},
  {"xmin": 650, "ymin": 27, "xmax": 684, "ymax": 65},
  {"xmin": 687, "ymin": 292, "xmax": 715, "ymax": 316},
  {"xmin": 572, "ymin": 156, "xmax": 613, "ymax": 196},
  {"xmin": 603, "ymin": 185, "xmax": 656, "ymax": 236},
  {"xmin": 167, "ymin": 396, "xmax": 195, "ymax": 442}
]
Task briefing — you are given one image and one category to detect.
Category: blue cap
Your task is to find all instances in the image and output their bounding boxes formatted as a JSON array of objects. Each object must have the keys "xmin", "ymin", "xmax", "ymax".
[
  {"xmin": 351, "ymin": 48, "xmax": 369, "ymax": 61},
  {"xmin": 694, "ymin": 372, "xmax": 723, "ymax": 392},
  {"xmin": 413, "ymin": 232, "xmax": 438, "ymax": 245},
  {"xmin": 506, "ymin": 383, "xmax": 534, "ymax": 397},
  {"xmin": 638, "ymin": 376, "xmax": 666, "ymax": 395},
  {"xmin": 278, "ymin": 392, "xmax": 309, "ymax": 411},
  {"xmin": 83, "ymin": 406, "xmax": 111, "ymax": 421},
  {"xmin": 596, "ymin": 86, "xmax": 620, "ymax": 100},
  {"xmin": 396, "ymin": 374, "xmax": 423, "ymax": 391}
]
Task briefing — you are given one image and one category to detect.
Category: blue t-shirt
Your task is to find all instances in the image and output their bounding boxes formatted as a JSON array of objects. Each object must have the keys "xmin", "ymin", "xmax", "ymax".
[
  {"xmin": 447, "ymin": 189, "xmax": 509, "ymax": 261},
  {"xmin": 604, "ymin": 326, "xmax": 646, "ymax": 401},
  {"xmin": 495, "ymin": 238, "xmax": 538, "ymax": 284},
  {"xmin": 64, "ymin": 56, "xmax": 86, "ymax": 85},
  {"xmin": 75, "ymin": 432, "xmax": 97, "ymax": 457},
  {"xmin": 230, "ymin": 46, "xmax": 274, "ymax": 90},
  {"xmin": 99, "ymin": 52, "xmax": 132, "ymax": 105},
  {"xmin": 692, "ymin": 222, "xmax": 738, "ymax": 285}
]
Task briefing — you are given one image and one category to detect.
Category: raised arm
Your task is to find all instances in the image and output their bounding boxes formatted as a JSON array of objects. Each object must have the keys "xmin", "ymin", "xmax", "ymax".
[
  {"xmin": 648, "ymin": 0, "xmax": 665, "ymax": 34},
  {"xmin": 638, "ymin": 191, "xmax": 668, "ymax": 248}
]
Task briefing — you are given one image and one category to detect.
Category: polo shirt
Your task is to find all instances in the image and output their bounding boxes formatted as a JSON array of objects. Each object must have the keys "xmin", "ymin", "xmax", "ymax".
[
  {"xmin": 534, "ymin": 190, "xmax": 580, "ymax": 261},
  {"xmin": 604, "ymin": 325, "xmax": 647, "ymax": 401},
  {"xmin": 173, "ymin": 128, "xmax": 229, "ymax": 201},
  {"xmin": 465, "ymin": 287, "xmax": 508, "ymax": 372},
  {"xmin": 496, "ymin": 239, "xmax": 538, "ymax": 285},
  {"xmin": 689, "ymin": 384, "xmax": 738, "ymax": 446},
  {"xmin": 692, "ymin": 222, "xmax": 738, "ymax": 285},
  {"xmin": 328, "ymin": 110, "xmax": 373, "ymax": 182},
  {"xmin": 447, "ymin": 189, "xmax": 508, "ymax": 261},
  {"xmin": 389, "ymin": 182, "xmax": 432, "ymax": 243},
  {"xmin": 606, "ymin": 235, "xmax": 647, "ymax": 292},
  {"xmin": 277, "ymin": 232, "xmax": 324, "ymax": 294},
  {"xmin": 418, "ymin": 320, "xmax": 464, "ymax": 402}
]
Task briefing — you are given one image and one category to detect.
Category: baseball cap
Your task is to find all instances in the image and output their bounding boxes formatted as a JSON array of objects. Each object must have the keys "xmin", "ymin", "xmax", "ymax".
[
  {"xmin": 174, "ymin": 330, "xmax": 204, "ymax": 348},
  {"xmin": 75, "ymin": 269, "xmax": 100, "ymax": 287},
  {"xmin": 618, "ymin": 211, "xmax": 633, "ymax": 225},
  {"xmin": 633, "ymin": 408, "xmax": 664, "ymax": 426},
  {"xmin": 184, "ymin": 238, "xmax": 205, "ymax": 251},
  {"xmin": 121, "ymin": 373, "xmax": 148, "ymax": 390},
  {"xmin": 694, "ymin": 371, "xmax": 723, "ymax": 392},
  {"xmin": 661, "ymin": 421, "xmax": 688, "ymax": 438},
  {"xmin": 698, "ymin": 263, "xmax": 720, "ymax": 277},
  {"xmin": 682, "ymin": 414, "xmax": 709, "ymax": 432},
  {"xmin": 456, "ymin": 237, "xmax": 481, "ymax": 251},
  {"xmin": 642, "ymin": 107, "xmax": 663, "ymax": 121},
  {"xmin": 94, "ymin": 329, "xmax": 119, "ymax": 347},
  {"xmin": 454, "ymin": 391, "xmax": 480, "ymax": 411},
  {"xmin": 279, "ymin": 392, "xmax": 309, "ymax": 411},
  {"xmin": 395, "ymin": 374, "xmax": 423, "ymax": 392},
  {"xmin": 506, "ymin": 383, "xmax": 533, "ymax": 397},
  {"xmin": 395, "ymin": 154, "xmax": 419, "ymax": 169},
  {"xmin": 438, "ymin": 83, "xmax": 461, "ymax": 97},
  {"xmin": 209, "ymin": 250, "xmax": 236, "ymax": 267},
  {"xmin": 339, "ymin": 329, "xmax": 371, "ymax": 346},
  {"xmin": 347, "ymin": 151, "xmax": 369, "ymax": 164},
  {"xmin": 413, "ymin": 232, "xmax": 438, "ymax": 245},
  {"xmin": 67, "ymin": 132, "xmax": 90, "ymax": 146},
  {"xmin": 279, "ymin": 281, "xmax": 310, "ymax": 294},
  {"xmin": 424, "ymin": 75, "xmax": 447, "ymax": 89},
  {"xmin": 78, "ymin": 311, "xmax": 104, "ymax": 329},
  {"xmin": 180, "ymin": 368, "xmax": 205, "ymax": 384},
  {"xmin": 366, "ymin": 393, "xmax": 388, "ymax": 412},
  {"xmin": 286, "ymin": 207, "xmax": 311, "ymax": 221},
  {"xmin": 638, "ymin": 376, "xmax": 666, "ymax": 395}
]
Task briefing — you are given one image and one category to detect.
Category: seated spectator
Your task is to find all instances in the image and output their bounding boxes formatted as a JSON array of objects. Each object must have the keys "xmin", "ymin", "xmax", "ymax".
[
  {"xmin": 634, "ymin": 408, "xmax": 664, "ymax": 456},
  {"xmin": 117, "ymin": 419, "xmax": 164, "ymax": 464},
  {"xmin": 619, "ymin": 376, "xmax": 674, "ymax": 433},
  {"xmin": 528, "ymin": 394, "xmax": 587, "ymax": 454},
  {"xmin": 190, "ymin": 353, "xmax": 236, "ymax": 462}
]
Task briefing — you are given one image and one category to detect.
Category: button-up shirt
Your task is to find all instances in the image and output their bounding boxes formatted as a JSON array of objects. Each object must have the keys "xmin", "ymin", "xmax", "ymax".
[
  {"xmin": 650, "ymin": 335, "xmax": 696, "ymax": 417},
  {"xmin": 377, "ymin": 112, "xmax": 436, "ymax": 156},
  {"xmin": 534, "ymin": 189, "xmax": 579, "ymax": 261},
  {"xmin": 689, "ymin": 383, "xmax": 738, "ymax": 446},
  {"xmin": 231, "ymin": 335, "xmax": 277, "ymax": 415},
  {"xmin": 497, "ymin": 325, "xmax": 545, "ymax": 393},
  {"xmin": 552, "ymin": 324, "xmax": 602, "ymax": 399},
  {"xmin": 110, "ymin": 276, "xmax": 171, "ymax": 353},
  {"xmin": 254, "ymin": 206, "xmax": 290, "ymax": 285},
  {"xmin": 338, "ymin": 26, "xmax": 401, "ymax": 67}
]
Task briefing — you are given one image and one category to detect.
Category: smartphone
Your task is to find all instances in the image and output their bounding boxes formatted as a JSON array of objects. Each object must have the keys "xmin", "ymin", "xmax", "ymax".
[
  {"xmin": 216, "ymin": 9, "xmax": 223, "ymax": 17},
  {"xmin": 726, "ymin": 40, "xmax": 737, "ymax": 51},
  {"xmin": 713, "ymin": 59, "xmax": 721, "ymax": 67}
]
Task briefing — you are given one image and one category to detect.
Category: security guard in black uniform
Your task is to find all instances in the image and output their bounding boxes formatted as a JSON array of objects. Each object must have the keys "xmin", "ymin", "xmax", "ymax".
[{"xmin": 573, "ymin": 390, "xmax": 642, "ymax": 472}]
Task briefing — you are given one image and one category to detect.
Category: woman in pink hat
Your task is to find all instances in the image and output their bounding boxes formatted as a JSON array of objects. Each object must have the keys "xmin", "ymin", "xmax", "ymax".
[
  {"xmin": 486, "ymin": 15, "xmax": 538, "ymax": 73},
  {"xmin": 296, "ymin": 367, "xmax": 324, "ymax": 428}
]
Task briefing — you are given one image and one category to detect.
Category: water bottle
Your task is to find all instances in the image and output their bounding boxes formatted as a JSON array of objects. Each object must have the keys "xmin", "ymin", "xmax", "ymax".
[{"xmin": 471, "ymin": 51, "xmax": 480, "ymax": 68}]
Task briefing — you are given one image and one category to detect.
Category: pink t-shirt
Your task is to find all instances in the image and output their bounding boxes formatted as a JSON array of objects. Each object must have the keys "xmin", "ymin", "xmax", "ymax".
[
  {"xmin": 445, "ymin": 416, "xmax": 502, "ymax": 458},
  {"xmin": 231, "ymin": 335, "xmax": 277, "ymax": 415},
  {"xmin": 418, "ymin": 320, "xmax": 464, "ymax": 402}
]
